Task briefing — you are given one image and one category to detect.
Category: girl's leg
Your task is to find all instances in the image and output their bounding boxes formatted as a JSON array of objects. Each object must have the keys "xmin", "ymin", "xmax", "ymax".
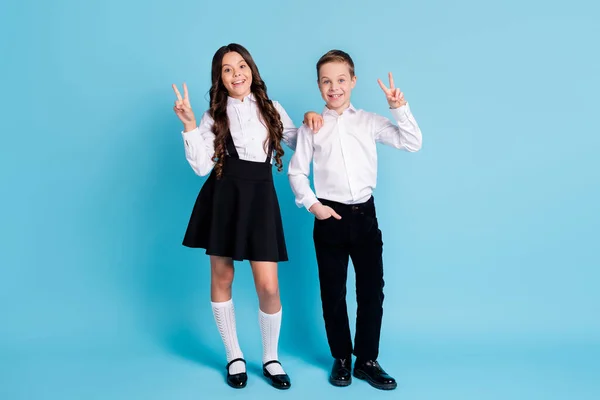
[
  {"xmin": 250, "ymin": 261, "xmax": 285, "ymax": 376},
  {"xmin": 210, "ymin": 256, "xmax": 245, "ymax": 374}
]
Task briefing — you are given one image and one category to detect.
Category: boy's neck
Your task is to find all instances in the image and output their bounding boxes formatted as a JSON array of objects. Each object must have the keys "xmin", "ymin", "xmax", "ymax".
[{"xmin": 325, "ymin": 103, "xmax": 352, "ymax": 115}]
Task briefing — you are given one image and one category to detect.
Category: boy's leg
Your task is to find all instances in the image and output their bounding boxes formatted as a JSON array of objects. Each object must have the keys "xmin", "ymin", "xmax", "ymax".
[
  {"xmin": 313, "ymin": 218, "xmax": 353, "ymax": 359},
  {"xmin": 350, "ymin": 209, "xmax": 385, "ymax": 361},
  {"xmin": 349, "ymin": 202, "xmax": 396, "ymax": 390}
]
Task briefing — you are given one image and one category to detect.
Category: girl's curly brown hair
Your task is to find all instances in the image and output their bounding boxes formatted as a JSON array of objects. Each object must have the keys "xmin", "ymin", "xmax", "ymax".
[{"xmin": 209, "ymin": 43, "xmax": 284, "ymax": 178}]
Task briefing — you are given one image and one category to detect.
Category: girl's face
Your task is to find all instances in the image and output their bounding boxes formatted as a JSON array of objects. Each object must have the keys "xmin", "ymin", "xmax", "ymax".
[{"xmin": 221, "ymin": 51, "xmax": 253, "ymax": 100}]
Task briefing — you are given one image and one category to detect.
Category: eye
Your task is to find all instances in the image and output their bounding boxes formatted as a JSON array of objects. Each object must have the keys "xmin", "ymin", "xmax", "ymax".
[
  {"xmin": 323, "ymin": 80, "xmax": 330, "ymax": 84},
  {"xmin": 240, "ymin": 64, "xmax": 246, "ymax": 68},
  {"xmin": 224, "ymin": 68, "xmax": 231, "ymax": 73},
  {"xmin": 339, "ymin": 79, "xmax": 345, "ymax": 83}
]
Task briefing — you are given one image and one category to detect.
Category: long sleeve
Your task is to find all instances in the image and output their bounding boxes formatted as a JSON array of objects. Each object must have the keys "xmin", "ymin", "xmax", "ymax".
[
  {"xmin": 288, "ymin": 125, "xmax": 319, "ymax": 211},
  {"xmin": 275, "ymin": 101, "xmax": 298, "ymax": 151},
  {"xmin": 182, "ymin": 111, "xmax": 216, "ymax": 176},
  {"xmin": 372, "ymin": 103, "xmax": 422, "ymax": 152}
]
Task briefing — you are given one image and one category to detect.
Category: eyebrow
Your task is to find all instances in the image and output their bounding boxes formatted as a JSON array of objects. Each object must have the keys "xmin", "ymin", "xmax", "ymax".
[
  {"xmin": 321, "ymin": 74, "xmax": 348, "ymax": 80},
  {"xmin": 222, "ymin": 60, "xmax": 247, "ymax": 68}
]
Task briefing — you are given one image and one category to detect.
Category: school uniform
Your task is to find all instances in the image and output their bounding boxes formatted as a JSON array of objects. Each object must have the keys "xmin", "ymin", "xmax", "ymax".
[
  {"xmin": 288, "ymin": 103, "xmax": 422, "ymax": 362},
  {"xmin": 181, "ymin": 93, "xmax": 297, "ymax": 262},
  {"xmin": 180, "ymin": 92, "xmax": 296, "ymax": 390}
]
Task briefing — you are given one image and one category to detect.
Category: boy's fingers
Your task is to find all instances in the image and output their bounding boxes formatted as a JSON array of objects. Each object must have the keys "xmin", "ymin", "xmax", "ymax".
[
  {"xmin": 329, "ymin": 208, "xmax": 342, "ymax": 220},
  {"xmin": 377, "ymin": 79, "xmax": 389, "ymax": 93}
]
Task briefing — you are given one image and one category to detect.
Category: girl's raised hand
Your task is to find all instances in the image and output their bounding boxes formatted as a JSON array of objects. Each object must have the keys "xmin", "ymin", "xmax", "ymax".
[{"xmin": 172, "ymin": 83, "xmax": 197, "ymax": 129}]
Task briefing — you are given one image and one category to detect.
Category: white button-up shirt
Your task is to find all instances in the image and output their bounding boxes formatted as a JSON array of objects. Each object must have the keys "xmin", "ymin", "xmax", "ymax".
[
  {"xmin": 288, "ymin": 103, "xmax": 422, "ymax": 210},
  {"xmin": 182, "ymin": 93, "xmax": 297, "ymax": 176}
]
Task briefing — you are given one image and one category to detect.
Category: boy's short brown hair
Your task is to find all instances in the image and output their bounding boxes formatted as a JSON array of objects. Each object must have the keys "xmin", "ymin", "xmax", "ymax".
[{"xmin": 316, "ymin": 50, "xmax": 355, "ymax": 78}]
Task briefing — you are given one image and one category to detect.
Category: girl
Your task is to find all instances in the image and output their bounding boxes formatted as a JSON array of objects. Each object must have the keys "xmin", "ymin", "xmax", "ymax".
[{"xmin": 172, "ymin": 43, "xmax": 321, "ymax": 390}]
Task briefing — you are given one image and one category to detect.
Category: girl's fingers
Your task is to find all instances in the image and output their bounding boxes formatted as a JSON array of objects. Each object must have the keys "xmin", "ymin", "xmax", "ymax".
[
  {"xmin": 172, "ymin": 84, "xmax": 183, "ymax": 101},
  {"xmin": 183, "ymin": 82, "xmax": 189, "ymax": 100}
]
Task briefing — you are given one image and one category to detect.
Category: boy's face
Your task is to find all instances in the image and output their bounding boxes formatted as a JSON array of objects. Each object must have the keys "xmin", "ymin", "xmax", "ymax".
[
  {"xmin": 318, "ymin": 61, "xmax": 356, "ymax": 114},
  {"xmin": 221, "ymin": 51, "xmax": 253, "ymax": 100}
]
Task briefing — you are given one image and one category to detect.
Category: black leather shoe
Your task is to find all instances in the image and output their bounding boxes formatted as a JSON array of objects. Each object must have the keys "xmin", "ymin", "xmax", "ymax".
[
  {"xmin": 225, "ymin": 358, "xmax": 247, "ymax": 389},
  {"xmin": 262, "ymin": 360, "xmax": 291, "ymax": 390},
  {"xmin": 353, "ymin": 359, "xmax": 397, "ymax": 390},
  {"xmin": 329, "ymin": 357, "xmax": 352, "ymax": 386}
]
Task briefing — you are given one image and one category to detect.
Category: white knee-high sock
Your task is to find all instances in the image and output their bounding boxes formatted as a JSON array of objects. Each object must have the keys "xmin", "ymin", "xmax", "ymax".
[
  {"xmin": 259, "ymin": 308, "xmax": 286, "ymax": 375},
  {"xmin": 212, "ymin": 299, "xmax": 245, "ymax": 374}
]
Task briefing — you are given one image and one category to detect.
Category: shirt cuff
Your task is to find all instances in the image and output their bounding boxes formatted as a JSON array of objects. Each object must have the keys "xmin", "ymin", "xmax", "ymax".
[
  {"xmin": 182, "ymin": 126, "xmax": 200, "ymax": 137},
  {"xmin": 390, "ymin": 103, "xmax": 410, "ymax": 122},
  {"xmin": 181, "ymin": 127, "xmax": 202, "ymax": 147},
  {"xmin": 303, "ymin": 196, "xmax": 319, "ymax": 212}
]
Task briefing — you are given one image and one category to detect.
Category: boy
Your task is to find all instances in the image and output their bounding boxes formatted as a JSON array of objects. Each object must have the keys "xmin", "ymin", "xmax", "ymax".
[{"xmin": 288, "ymin": 50, "xmax": 422, "ymax": 390}]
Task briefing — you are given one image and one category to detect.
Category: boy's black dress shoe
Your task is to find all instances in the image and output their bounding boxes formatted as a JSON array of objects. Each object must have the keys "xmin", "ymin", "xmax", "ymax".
[
  {"xmin": 353, "ymin": 359, "xmax": 397, "ymax": 390},
  {"xmin": 329, "ymin": 357, "xmax": 352, "ymax": 386},
  {"xmin": 225, "ymin": 358, "xmax": 247, "ymax": 389},
  {"xmin": 262, "ymin": 360, "xmax": 291, "ymax": 390}
]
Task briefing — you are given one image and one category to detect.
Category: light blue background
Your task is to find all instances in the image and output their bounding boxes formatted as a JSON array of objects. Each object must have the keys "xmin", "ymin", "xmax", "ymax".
[{"xmin": 1, "ymin": 0, "xmax": 599, "ymax": 399}]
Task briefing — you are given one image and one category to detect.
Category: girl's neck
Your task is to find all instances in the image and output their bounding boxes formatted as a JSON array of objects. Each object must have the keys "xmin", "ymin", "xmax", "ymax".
[{"xmin": 229, "ymin": 91, "xmax": 252, "ymax": 102}]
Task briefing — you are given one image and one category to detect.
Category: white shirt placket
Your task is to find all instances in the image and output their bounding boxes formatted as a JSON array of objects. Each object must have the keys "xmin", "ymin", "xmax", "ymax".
[{"xmin": 337, "ymin": 115, "xmax": 356, "ymax": 202}]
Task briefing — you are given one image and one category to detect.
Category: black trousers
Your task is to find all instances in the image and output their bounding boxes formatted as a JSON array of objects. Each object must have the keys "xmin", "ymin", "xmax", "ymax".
[{"xmin": 313, "ymin": 196, "xmax": 385, "ymax": 361}]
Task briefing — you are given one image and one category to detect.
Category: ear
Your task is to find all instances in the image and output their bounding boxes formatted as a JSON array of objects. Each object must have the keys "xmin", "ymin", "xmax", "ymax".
[{"xmin": 351, "ymin": 75, "xmax": 357, "ymax": 89}]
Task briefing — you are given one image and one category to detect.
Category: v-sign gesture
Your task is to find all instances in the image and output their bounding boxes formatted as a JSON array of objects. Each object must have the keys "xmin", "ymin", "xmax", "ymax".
[
  {"xmin": 377, "ymin": 72, "xmax": 407, "ymax": 109},
  {"xmin": 172, "ymin": 83, "xmax": 197, "ymax": 130}
]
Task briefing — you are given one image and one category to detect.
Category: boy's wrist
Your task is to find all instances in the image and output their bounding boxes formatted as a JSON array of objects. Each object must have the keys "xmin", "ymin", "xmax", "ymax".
[
  {"xmin": 308, "ymin": 201, "xmax": 321, "ymax": 214},
  {"xmin": 389, "ymin": 103, "xmax": 410, "ymax": 121},
  {"xmin": 304, "ymin": 197, "xmax": 320, "ymax": 212},
  {"xmin": 389, "ymin": 102, "xmax": 407, "ymax": 109}
]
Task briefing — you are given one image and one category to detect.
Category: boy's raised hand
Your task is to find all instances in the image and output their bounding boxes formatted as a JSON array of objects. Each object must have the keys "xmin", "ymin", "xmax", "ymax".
[
  {"xmin": 309, "ymin": 202, "xmax": 342, "ymax": 221},
  {"xmin": 172, "ymin": 83, "xmax": 197, "ymax": 130},
  {"xmin": 377, "ymin": 72, "xmax": 407, "ymax": 109}
]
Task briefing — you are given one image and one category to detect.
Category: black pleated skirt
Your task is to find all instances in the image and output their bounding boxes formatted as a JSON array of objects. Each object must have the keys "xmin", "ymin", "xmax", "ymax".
[{"xmin": 182, "ymin": 157, "xmax": 288, "ymax": 262}]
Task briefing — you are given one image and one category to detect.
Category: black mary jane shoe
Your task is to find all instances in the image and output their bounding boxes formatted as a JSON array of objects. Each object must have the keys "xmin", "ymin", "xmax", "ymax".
[
  {"xmin": 262, "ymin": 360, "xmax": 291, "ymax": 390},
  {"xmin": 353, "ymin": 359, "xmax": 397, "ymax": 390},
  {"xmin": 329, "ymin": 357, "xmax": 352, "ymax": 387},
  {"xmin": 226, "ymin": 358, "xmax": 248, "ymax": 389}
]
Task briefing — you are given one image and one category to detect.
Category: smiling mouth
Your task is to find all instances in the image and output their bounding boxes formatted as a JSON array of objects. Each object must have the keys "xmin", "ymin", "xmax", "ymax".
[
  {"xmin": 232, "ymin": 79, "xmax": 246, "ymax": 87},
  {"xmin": 328, "ymin": 93, "xmax": 343, "ymax": 99}
]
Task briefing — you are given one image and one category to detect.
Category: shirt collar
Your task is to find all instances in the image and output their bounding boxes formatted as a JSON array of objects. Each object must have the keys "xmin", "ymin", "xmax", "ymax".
[
  {"xmin": 321, "ymin": 103, "xmax": 357, "ymax": 117},
  {"xmin": 227, "ymin": 92, "xmax": 256, "ymax": 105}
]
